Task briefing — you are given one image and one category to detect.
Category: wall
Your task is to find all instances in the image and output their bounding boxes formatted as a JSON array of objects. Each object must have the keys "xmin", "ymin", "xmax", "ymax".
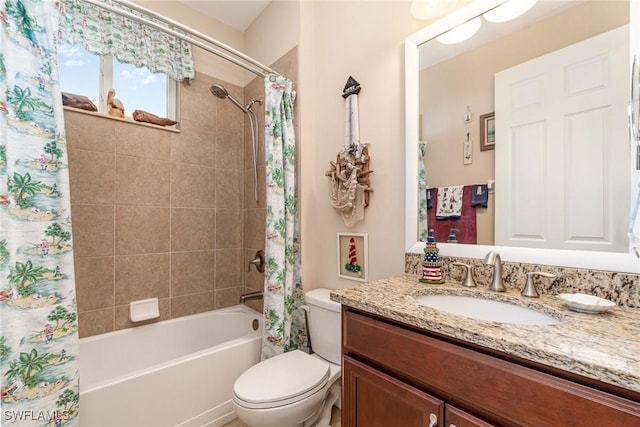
[
  {"xmin": 295, "ymin": 1, "xmax": 428, "ymax": 290},
  {"xmin": 66, "ymin": 72, "xmax": 246, "ymax": 337}
]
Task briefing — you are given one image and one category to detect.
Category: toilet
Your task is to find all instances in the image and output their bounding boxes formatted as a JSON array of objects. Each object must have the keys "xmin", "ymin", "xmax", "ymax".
[{"xmin": 232, "ymin": 288, "xmax": 342, "ymax": 427}]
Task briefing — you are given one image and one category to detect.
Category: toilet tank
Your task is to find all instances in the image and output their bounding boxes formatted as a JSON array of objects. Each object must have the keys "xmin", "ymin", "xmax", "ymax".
[{"xmin": 305, "ymin": 288, "xmax": 342, "ymax": 365}]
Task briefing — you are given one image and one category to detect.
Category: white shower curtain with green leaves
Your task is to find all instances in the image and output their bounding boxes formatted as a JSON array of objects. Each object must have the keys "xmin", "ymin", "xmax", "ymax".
[
  {"xmin": 261, "ymin": 75, "xmax": 308, "ymax": 360},
  {"xmin": 1, "ymin": 0, "xmax": 80, "ymax": 424}
]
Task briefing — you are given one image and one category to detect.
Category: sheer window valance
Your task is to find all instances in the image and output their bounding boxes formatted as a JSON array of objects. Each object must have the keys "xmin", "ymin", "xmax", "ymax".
[{"xmin": 57, "ymin": 0, "xmax": 195, "ymax": 82}]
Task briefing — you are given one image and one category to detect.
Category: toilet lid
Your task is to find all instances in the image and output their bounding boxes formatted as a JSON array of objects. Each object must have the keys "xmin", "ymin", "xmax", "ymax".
[{"xmin": 233, "ymin": 350, "xmax": 330, "ymax": 408}]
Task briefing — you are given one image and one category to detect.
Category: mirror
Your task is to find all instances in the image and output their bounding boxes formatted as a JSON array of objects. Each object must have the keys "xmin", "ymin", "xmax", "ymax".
[{"xmin": 405, "ymin": 0, "xmax": 640, "ymax": 273}]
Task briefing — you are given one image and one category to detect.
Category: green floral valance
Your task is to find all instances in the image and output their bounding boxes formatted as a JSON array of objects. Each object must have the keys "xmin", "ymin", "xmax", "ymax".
[{"xmin": 57, "ymin": 0, "xmax": 195, "ymax": 82}]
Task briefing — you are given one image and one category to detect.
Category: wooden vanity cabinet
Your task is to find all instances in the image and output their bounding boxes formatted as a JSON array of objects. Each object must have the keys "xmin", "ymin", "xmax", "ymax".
[
  {"xmin": 341, "ymin": 308, "xmax": 640, "ymax": 427},
  {"xmin": 344, "ymin": 355, "xmax": 492, "ymax": 427}
]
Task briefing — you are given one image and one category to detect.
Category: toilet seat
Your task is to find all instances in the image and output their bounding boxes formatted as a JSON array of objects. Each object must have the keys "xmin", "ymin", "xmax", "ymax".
[{"xmin": 233, "ymin": 350, "xmax": 330, "ymax": 410}]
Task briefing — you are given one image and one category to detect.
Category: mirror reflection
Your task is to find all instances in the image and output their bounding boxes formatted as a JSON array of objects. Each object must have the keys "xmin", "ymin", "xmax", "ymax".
[{"xmin": 417, "ymin": 0, "xmax": 630, "ymax": 253}]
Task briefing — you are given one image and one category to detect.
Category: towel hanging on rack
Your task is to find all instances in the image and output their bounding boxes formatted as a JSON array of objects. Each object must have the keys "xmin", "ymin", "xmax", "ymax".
[
  {"xmin": 436, "ymin": 185, "xmax": 463, "ymax": 219},
  {"xmin": 471, "ymin": 184, "xmax": 488, "ymax": 208}
]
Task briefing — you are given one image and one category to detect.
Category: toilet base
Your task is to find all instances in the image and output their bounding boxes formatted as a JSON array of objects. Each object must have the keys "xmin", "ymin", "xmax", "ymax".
[
  {"xmin": 233, "ymin": 380, "xmax": 341, "ymax": 427},
  {"xmin": 303, "ymin": 382, "xmax": 341, "ymax": 427}
]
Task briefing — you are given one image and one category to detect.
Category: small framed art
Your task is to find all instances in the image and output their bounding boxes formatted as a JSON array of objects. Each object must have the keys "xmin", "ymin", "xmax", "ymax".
[
  {"xmin": 337, "ymin": 232, "xmax": 368, "ymax": 282},
  {"xmin": 480, "ymin": 112, "xmax": 495, "ymax": 151}
]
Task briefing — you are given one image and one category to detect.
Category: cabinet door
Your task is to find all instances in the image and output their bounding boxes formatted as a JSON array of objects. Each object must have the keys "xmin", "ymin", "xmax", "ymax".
[
  {"xmin": 445, "ymin": 405, "xmax": 496, "ymax": 427},
  {"xmin": 343, "ymin": 356, "xmax": 443, "ymax": 427}
]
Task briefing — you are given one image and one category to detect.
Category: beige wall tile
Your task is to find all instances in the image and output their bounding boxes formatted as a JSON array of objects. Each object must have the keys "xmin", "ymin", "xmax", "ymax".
[
  {"xmin": 243, "ymin": 110, "xmax": 265, "ymax": 169},
  {"xmin": 75, "ymin": 256, "xmax": 114, "ymax": 312},
  {"xmin": 114, "ymin": 298, "xmax": 170, "ymax": 331},
  {"xmin": 171, "ymin": 291, "xmax": 214, "ymax": 318},
  {"xmin": 78, "ymin": 308, "xmax": 114, "ymax": 338},
  {"xmin": 171, "ymin": 162, "xmax": 216, "ymax": 208},
  {"xmin": 215, "ymin": 128, "xmax": 244, "ymax": 171},
  {"xmin": 64, "ymin": 111, "xmax": 116, "ymax": 153},
  {"xmin": 71, "ymin": 204, "xmax": 114, "ymax": 258},
  {"xmin": 115, "ymin": 206, "xmax": 170, "ymax": 255},
  {"xmin": 244, "ymin": 208, "xmax": 265, "ymax": 250},
  {"xmin": 215, "ymin": 287, "xmax": 241, "ymax": 309},
  {"xmin": 115, "ymin": 253, "xmax": 170, "ymax": 305},
  {"xmin": 116, "ymin": 155, "xmax": 170, "ymax": 206},
  {"xmin": 170, "ymin": 124, "xmax": 215, "ymax": 167},
  {"xmin": 171, "ymin": 250, "xmax": 215, "ymax": 296},
  {"xmin": 244, "ymin": 299, "xmax": 263, "ymax": 314},
  {"xmin": 171, "ymin": 208, "xmax": 215, "ymax": 251},
  {"xmin": 68, "ymin": 149, "xmax": 115, "ymax": 205},
  {"xmin": 216, "ymin": 89, "xmax": 244, "ymax": 133},
  {"xmin": 216, "ymin": 169, "xmax": 243, "ymax": 209},
  {"xmin": 216, "ymin": 249, "xmax": 244, "ymax": 289},
  {"xmin": 244, "ymin": 166, "xmax": 265, "ymax": 210},
  {"xmin": 115, "ymin": 124, "xmax": 172, "ymax": 161},
  {"xmin": 180, "ymin": 73, "xmax": 217, "ymax": 127},
  {"xmin": 217, "ymin": 209, "xmax": 243, "ymax": 249}
]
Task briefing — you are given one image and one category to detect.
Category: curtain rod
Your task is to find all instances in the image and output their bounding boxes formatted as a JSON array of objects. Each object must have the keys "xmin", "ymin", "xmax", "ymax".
[{"xmin": 79, "ymin": 0, "xmax": 277, "ymax": 79}]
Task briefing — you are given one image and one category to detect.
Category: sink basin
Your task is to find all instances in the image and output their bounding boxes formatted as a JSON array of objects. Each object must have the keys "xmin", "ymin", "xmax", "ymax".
[{"xmin": 414, "ymin": 295, "xmax": 561, "ymax": 325}]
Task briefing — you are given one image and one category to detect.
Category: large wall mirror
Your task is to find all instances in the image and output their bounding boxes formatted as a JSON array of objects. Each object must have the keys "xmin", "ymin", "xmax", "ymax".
[{"xmin": 405, "ymin": 0, "xmax": 640, "ymax": 273}]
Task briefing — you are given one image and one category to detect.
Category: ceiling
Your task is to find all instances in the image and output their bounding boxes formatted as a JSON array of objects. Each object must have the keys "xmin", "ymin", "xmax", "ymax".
[{"xmin": 178, "ymin": 0, "xmax": 271, "ymax": 32}]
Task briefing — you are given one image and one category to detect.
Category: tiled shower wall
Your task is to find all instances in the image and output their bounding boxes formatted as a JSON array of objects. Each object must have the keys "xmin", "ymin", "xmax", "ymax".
[{"xmin": 67, "ymin": 48, "xmax": 299, "ymax": 338}]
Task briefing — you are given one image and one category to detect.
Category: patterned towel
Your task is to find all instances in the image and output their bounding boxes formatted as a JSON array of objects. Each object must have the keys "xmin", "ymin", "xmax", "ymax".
[
  {"xmin": 436, "ymin": 185, "xmax": 463, "ymax": 219},
  {"xmin": 471, "ymin": 184, "xmax": 488, "ymax": 208}
]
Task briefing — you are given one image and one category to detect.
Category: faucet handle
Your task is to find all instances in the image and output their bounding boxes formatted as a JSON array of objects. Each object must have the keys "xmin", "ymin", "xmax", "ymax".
[
  {"xmin": 452, "ymin": 262, "xmax": 477, "ymax": 287},
  {"xmin": 521, "ymin": 272, "xmax": 556, "ymax": 298}
]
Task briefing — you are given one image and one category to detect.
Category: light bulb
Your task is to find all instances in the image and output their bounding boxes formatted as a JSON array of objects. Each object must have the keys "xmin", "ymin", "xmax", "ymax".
[{"xmin": 483, "ymin": 0, "xmax": 538, "ymax": 23}]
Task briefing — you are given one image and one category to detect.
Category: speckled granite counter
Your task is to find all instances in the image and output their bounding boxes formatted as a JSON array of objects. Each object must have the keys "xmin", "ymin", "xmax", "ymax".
[{"xmin": 331, "ymin": 275, "xmax": 640, "ymax": 394}]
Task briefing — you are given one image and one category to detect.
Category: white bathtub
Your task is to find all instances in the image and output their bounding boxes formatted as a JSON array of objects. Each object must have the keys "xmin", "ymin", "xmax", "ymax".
[{"xmin": 79, "ymin": 305, "xmax": 263, "ymax": 427}]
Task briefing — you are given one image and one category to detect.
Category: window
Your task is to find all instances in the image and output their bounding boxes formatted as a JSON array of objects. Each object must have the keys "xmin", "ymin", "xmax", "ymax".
[{"xmin": 57, "ymin": 42, "xmax": 177, "ymax": 121}]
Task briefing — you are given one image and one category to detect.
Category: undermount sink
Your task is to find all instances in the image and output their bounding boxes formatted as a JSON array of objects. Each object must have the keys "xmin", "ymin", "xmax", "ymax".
[{"xmin": 415, "ymin": 294, "xmax": 561, "ymax": 325}]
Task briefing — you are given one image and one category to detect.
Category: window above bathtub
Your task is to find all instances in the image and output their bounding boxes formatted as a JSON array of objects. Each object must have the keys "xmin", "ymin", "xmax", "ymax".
[{"xmin": 57, "ymin": 42, "xmax": 177, "ymax": 124}]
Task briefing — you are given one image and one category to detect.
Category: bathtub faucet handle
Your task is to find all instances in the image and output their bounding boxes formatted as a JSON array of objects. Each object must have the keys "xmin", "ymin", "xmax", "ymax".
[{"xmin": 248, "ymin": 250, "xmax": 265, "ymax": 273}]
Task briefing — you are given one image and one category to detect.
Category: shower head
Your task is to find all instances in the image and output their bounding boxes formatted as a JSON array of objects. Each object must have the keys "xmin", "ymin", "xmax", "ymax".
[
  {"xmin": 209, "ymin": 83, "xmax": 248, "ymax": 113},
  {"xmin": 209, "ymin": 83, "xmax": 228, "ymax": 99}
]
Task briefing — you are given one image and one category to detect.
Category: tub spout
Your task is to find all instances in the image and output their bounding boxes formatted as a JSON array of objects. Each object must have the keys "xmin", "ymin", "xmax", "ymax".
[{"xmin": 239, "ymin": 291, "xmax": 263, "ymax": 304}]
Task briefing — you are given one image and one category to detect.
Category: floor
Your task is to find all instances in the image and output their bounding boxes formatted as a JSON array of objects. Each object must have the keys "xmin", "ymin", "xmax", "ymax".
[{"xmin": 222, "ymin": 406, "xmax": 341, "ymax": 427}]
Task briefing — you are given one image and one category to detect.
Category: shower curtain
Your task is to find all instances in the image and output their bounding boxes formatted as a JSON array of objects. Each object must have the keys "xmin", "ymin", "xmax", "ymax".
[
  {"xmin": 1, "ymin": 0, "xmax": 80, "ymax": 424},
  {"xmin": 261, "ymin": 75, "xmax": 308, "ymax": 359}
]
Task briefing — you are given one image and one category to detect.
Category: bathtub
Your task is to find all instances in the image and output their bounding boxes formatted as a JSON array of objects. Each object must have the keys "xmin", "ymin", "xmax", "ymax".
[{"xmin": 79, "ymin": 305, "xmax": 263, "ymax": 427}]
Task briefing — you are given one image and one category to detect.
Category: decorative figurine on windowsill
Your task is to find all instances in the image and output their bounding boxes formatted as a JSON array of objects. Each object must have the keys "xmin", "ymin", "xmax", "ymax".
[
  {"xmin": 133, "ymin": 110, "xmax": 178, "ymax": 127},
  {"xmin": 107, "ymin": 89, "xmax": 125, "ymax": 118},
  {"xmin": 420, "ymin": 229, "xmax": 446, "ymax": 284}
]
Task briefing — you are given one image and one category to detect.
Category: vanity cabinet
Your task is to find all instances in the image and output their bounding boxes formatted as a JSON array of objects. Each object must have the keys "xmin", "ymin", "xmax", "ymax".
[
  {"xmin": 341, "ymin": 308, "xmax": 640, "ymax": 427},
  {"xmin": 344, "ymin": 356, "xmax": 493, "ymax": 427}
]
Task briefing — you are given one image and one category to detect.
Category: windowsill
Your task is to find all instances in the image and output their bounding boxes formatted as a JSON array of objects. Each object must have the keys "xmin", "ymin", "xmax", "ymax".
[{"xmin": 63, "ymin": 106, "xmax": 180, "ymax": 133}]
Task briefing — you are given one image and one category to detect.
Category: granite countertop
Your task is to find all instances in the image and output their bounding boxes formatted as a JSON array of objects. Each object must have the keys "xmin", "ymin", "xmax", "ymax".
[{"xmin": 330, "ymin": 275, "xmax": 640, "ymax": 394}]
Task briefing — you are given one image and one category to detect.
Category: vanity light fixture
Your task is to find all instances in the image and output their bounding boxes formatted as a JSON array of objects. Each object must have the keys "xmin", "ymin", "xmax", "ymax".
[
  {"xmin": 436, "ymin": 17, "xmax": 481, "ymax": 44},
  {"xmin": 410, "ymin": 0, "xmax": 459, "ymax": 20},
  {"xmin": 483, "ymin": 0, "xmax": 537, "ymax": 23}
]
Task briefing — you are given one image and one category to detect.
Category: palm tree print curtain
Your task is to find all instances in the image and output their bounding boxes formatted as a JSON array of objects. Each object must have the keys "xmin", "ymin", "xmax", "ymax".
[
  {"xmin": 1, "ymin": 0, "xmax": 80, "ymax": 424},
  {"xmin": 58, "ymin": 0, "xmax": 195, "ymax": 82},
  {"xmin": 418, "ymin": 141, "xmax": 428, "ymax": 242},
  {"xmin": 261, "ymin": 75, "xmax": 308, "ymax": 360}
]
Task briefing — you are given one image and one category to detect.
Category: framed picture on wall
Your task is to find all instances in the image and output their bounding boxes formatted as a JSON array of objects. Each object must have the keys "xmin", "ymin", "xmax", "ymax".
[
  {"xmin": 480, "ymin": 112, "xmax": 495, "ymax": 151},
  {"xmin": 337, "ymin": 233, "xmax": 368, "ymax": 282}
]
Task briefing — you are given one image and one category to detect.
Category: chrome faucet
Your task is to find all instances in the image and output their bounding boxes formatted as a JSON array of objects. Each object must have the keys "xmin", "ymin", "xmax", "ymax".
[
  {"xmin": 483, "ymin": 251, "xmax": 506, "ymax": 292},
  {"xmin": 239, "ymin": 290, "xmax": 263, "ymax": 304}
]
